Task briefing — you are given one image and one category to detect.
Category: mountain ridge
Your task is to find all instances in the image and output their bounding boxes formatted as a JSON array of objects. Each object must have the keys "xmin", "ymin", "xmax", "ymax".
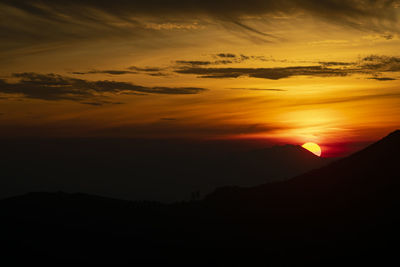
[
  {"xmin": 204, "ymin": 129, "xmax": 400, "ymax": 211},
  {"xmin": 0, "ymin": 139, "xmax": 333, "ymax": 202},
  {"xmin": 1, "ymin": 130, "xmax": 399, "ymax": 264}
]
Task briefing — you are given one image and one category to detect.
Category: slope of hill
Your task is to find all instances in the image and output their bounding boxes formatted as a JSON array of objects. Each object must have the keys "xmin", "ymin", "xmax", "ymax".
[
  {"xmin": 0, "ymin": 139, "xmax": 331, "ymax": 202},
  {"xmin": 205, "ymin": 129, "xmax": 400, "ymax": 208},
  {"xmin": 1, "ymin": 131, "xmax": 399, "ymax": 264}
]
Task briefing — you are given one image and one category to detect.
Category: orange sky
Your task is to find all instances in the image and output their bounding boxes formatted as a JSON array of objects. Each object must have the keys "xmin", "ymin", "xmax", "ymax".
[{"xmin": 1, "ymin": 1, "xmax": 400, "ymax": 156}]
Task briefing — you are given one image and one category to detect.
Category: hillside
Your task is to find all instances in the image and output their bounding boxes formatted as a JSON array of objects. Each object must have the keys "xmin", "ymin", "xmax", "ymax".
[{"xmin": 1, "ymin": 130, "xmax": 399, "ymax": 264}]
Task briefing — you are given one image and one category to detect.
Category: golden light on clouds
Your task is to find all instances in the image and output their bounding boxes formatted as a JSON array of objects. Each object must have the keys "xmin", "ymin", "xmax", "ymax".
[{"xmin": 0, "ymin": 0, "xmax": 399, "ymax": 156}]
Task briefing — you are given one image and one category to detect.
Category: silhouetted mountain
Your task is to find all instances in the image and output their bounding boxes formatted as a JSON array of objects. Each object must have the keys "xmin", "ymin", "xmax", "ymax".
[
  {"xmin": 1, "ymin": 131, "xmax": 398, "ymax": 264},
  {"xmin": 228, "ymin": 144, "xmax": 330, "ymax": 185},
  {"xmin": 205, "ymin": 129, "xmax": 400, "ymax": 208},
  {"xmin": 0, "ymin": 139, "xmax": 331, "ymax": 202}
]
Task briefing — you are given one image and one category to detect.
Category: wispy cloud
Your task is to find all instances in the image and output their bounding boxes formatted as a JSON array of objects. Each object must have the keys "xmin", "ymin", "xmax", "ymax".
[
  {"xmin": 229, "ymin": 88, "xmax": 287, "ymax": 91},
  {"xmin": 128, "ymin": 66, "xmax": 166, "ymax": 72},
  {"xmin": 285, "ymin": 92, "xmax": 400, "ymax": 107},
  {"xmin": 360, "ymin": 55, "xmax": 400, "ymax": 72},
  {"xmin": 174, "ymin": 54, "xmax": 400, "ymax": 80},
  {"xmin": 216, "ymin": 53, "xmax": 236, "ymax": 58},
  {"xmin": 69, "ymin": 54, "xmax": 400, "ymax": 81},
  {"xmin": 0, "ymin": 73, "xmax": 206, "ymax": 104},
  {"xmin": 176, "ymin": 53, "xmax": 253, "ymax": 67},
  {"xmin": 368, "ymin": 77, "xmax": 397, "ymax": 81},
  {"xmin": 175, "ymin": 65, "xmax": 349, "ymax": 79},
  {"xmin": 176, "ymin": 60, "xmax": 213, "ymax": 66},
  {"xmin": 72, "ymin": 70, "xmax": 138, "ymax": 75},
  {"xmin": 2, "ymin": 0, "xmax": 399, "ymax": 50},
  {"xmin": 71, "ymin": 66, "xmax": 167, "ymax": 76}
]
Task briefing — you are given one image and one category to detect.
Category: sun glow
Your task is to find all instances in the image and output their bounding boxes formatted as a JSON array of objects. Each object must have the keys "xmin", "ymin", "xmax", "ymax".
[{"xmin": 302, "ymin": 142, "xmax": 322, "ymax": 157}]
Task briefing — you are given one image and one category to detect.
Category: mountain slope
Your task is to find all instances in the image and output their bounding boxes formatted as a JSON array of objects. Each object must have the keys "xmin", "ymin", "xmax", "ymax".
[
  {"xmin": 206, "ymin": 129, "xmax": 400, "ymax": 208},
  {"xmin": 1, "ymin": 131, "xmax": 399, "ymax": 264},
  {"xmin": 0, "ymin": 139, "xmax": 331, "ymax": 202},
  {"xmin": 199, "ymin": 130, "xmax": 400, "ymax": 263}
]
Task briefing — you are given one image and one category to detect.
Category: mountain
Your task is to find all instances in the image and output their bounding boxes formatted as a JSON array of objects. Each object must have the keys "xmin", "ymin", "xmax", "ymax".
[
  {"xmin": 0, "ymin": 139, "xmax": 331, "ymax": 202},
  {"xmin": 1, "ymin": 131, "xmax": 398, "ymax": 264},
  {"xmin": 205, "ymin": 129, "xmax": 400, "ymax": 208},
  {"xmin": 201, "ymin": 129, "xmax": 400, "ymax": 263}
]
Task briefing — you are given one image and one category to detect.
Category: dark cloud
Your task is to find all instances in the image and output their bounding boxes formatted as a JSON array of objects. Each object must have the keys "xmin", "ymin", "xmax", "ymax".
[
  {"xmin": 2, "ymin": 0, "xmax": 399, "ymax": 49},
  {"xmin": 368, "ymin": 77, "xmax": 397, "ymax": 81},
  {"xmin": 175, "ymin": 53, "xmax": 264, "ymax": 68},
  {"xmin": 128, "ymin": 66, "xmax": 165, "ymax": 72},
  {"xmin": 80, "ymin": 101, "xmax": 124, "ymax": 106},
  {"xmin": 173, "ymin": 54, "xmax": 400, "ymax": 80},
  {"xmin": 72, "ymin": 70, "xmax": 137, "ymax": 75},
  {"xmin": 216, "ymin": 53, "xmax": 236, "ymax": 58},
  {"xmin": 176, "ymin": 60, "xmax": 213, "ymax": 66},
  {"xmin": 148, "ymin": 72, "xmax": 170, "ymax": 77},
  {"xmin": 360, "ymin": 55, "xmax": 400, "ymax": 72},
  {"xmin": 176, "ymin": 60, "xmax": 235, "ymax": 66},
  {"xmin": 72, "ymin": 66, "xmax": 166, "ymax": 76},
  {"xmin": 0, "ymin": 73, "xmax": 206, "ymax": 103},
  {"xmin": 229, "ymin": 88, "xmax": 287, "ymax": 91},
  {"xmin": 176, "ymin": 65, "xmax": 350, "ymax": 79},
  {"xmin": 4, "ymin": 0, "xmax": 397, "ymax": 23},
  {"xmin": 176, "ymin": 55, "xmax": 246, "ymax": 66},
  {"xmin": 72, "ymin": 53, "xmax": 261, "ymax": 79},
  {"xmin": 160, "ymin": 118, "xmax": 177, "ymax": 121},
  {"xmin": 383, "ymin": 34, "xmax": 394, "ymax": 40},
  {"xmin": 69, "ymin": 54, "xmax": 400, "ymax": 81},
  {"xmin": 319, "ymin": 61, "xmax": 354, "ymax": 66},
  {"xmin": 215, "ymin": 60, "xmax": 234, "ymax": 65}
]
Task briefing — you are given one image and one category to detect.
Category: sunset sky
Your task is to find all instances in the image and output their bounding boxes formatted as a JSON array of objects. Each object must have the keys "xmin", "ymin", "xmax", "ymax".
[{"xmin": 1, "ymin": 0, "xmax": 400, "ymax": 156}]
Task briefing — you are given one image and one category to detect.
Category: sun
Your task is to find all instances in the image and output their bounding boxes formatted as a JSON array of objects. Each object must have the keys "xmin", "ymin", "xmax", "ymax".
[{"xmin": 302, "ymin": 142, "xmax": 322, "ymax": 157}]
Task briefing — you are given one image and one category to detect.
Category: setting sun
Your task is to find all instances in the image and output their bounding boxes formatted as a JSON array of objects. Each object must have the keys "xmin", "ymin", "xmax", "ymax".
[{"xmin": 302, "ymin": 142, "xmax": 322, "ymax": 157}]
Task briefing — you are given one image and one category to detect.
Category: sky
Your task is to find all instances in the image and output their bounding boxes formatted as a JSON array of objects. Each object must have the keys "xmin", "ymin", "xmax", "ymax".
[{"xmin": 1, "ymin": 0, "xmax": 400, "ymax": 156}]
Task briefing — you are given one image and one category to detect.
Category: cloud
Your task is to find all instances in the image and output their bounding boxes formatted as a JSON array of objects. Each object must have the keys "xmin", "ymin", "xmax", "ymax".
[
  {"xmin": 128, "ymin": 66, "xmax": 165, "ymax": 72},
  {"xmin": 368, "ymin": 77, "xmax": 397, "ymax": 81},
  {"xmin": 176, "ymin": 65, "xmax": 350, "ymax": 79},
  {"xmin": 72, "ymin": 70, "xmax": 138, "ymax": 75},
  {"xmin": 318, "ymin": 61, "xmax": 354, "ymax": 66},
  {"xmin": 173, "ymin": 54, "xmax": 400, "ymax": 80},
  {"xmin": 71, "ymin": 53, "xmax": 270, "ymax": 78},
  {"xmin": 176, "ymin": 61, "xmax": 213, "ymax": 66},
  {"xmin": 80, "ymin": 101, "xmax": 124, "ymax": 106},
  {"xmin": 216, "ymin": 53, "xmax": 236, "ymax": 58},
  {"xmin": 72, "ymin": 66, "xmax": 167, "ymax": 76},
  {"xmin": 176, "ymin": 54, "xmax": 252, "ymax": 66},
  {"xmin": 286, "ymin": 92, "xmax": 400, "ymax": 107},
  {"xmin": 360, "ymin": 55, "xmax": 400, "ymax": 72},
  {"xmin": 69, "ymin": 53, "xmax": 400, "ymax": 81},
  {"xmin": 229, "ymin": 88, "xmax": 287, "ymax": 91},
  {"xmin": 176, "ymin": 60, "xmax": 235, "ymax": 66},
  {"xmin": 0, "ymin": 73, "xmax": 206, "ymax": 103},
  {"xmin": 144, "ymin": 22, "xmax": 203, "ymax": 30},
  {"xmin": 147, "ymin": 72, "xmax": 170, "ymax": 77},
  {"xmin": 2, "ymin": 0, "xmax": 399, "ymax": 49}
]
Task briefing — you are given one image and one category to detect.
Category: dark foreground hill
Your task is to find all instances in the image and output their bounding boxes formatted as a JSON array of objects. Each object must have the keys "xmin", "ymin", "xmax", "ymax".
[
  {"xmin": 0, "ymin": 138, "xmax": 331, "ymax": 202},
  {"xmin": 0, "ymin": 130, "xmax": 399, "ymax": 264}
]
